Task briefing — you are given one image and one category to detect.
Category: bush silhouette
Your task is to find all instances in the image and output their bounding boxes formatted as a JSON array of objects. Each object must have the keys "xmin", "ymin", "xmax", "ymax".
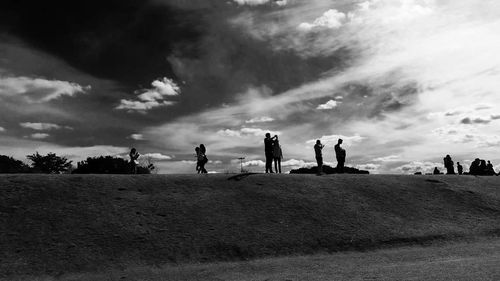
[
  {"xmin": 0, "ymin": 155, "xmax": 31, "ymax": 173},
  {"xmin": 73, "ymin": 156, "xmax": 151, "ymax": 174},
  {"xmin": 290, "ymin": 165, "xmax": 369, "ymax": 175},
  {"xmin": 26, "ymin": 152, "xmax": 73, "ymax": 174}
]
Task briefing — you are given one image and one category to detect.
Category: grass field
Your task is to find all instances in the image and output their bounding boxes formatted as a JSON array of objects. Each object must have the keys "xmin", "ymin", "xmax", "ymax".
[
  {"xmin": 7, "ymin": 237, "xmax": 500, "ymax": 281},
  {"xmin": 1, "ymin": 173, "xmax": 500, "ymax": 279}
]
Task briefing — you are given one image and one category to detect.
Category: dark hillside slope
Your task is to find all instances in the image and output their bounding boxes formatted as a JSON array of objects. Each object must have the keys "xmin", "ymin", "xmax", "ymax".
[{"xmin": 1, "ymin": 174, "xmax": 500, "ymax": 276}]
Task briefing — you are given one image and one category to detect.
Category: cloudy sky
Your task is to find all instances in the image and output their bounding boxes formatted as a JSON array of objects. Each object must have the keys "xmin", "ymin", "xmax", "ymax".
[{"xmin": 1, "ymin": 0, "xmax": 500, "ymax": 174}]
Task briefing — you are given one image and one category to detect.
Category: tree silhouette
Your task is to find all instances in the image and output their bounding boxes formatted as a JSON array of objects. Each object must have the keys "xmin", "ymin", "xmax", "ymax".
[
  {"xmin": 0, "ymin": 155, "xmax": 31, "ymax": 173},
  {"xmin": 72, "ymin": 156, "xmax": 152, "ymax": 174},
  {"xmin": 27, "ymin": 152, "xmax": 73, "ymax": 174}
]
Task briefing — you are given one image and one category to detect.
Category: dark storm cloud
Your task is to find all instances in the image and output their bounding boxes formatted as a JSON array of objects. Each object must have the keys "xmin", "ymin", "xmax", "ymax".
[
  {"xmin": 460, "ymin": 117, "xmax": 492, "ymax": 125},
  {"xmin": 1, "ymin": 0, "xmax": 346, "ymax": 114},
  {"xmin": 0, "ymin": 0, "xmax": 204, "ymax": 87}
]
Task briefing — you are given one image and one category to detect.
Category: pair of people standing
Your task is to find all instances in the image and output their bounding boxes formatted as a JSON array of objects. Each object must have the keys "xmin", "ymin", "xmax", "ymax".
[
  {"xmin": 264, "ymin": 133, "xmax": 283, "ymax": 173},
  {"xmin": 314, "ymin": 138, "xmax": 346, "ymax": 174},
  {"xmin": 129, "ymin": 148, "xmax": 140, "ymax": 174},
  {"xmin": 195, "ymin": 144, "xmax": 208, "ymax": 174}
]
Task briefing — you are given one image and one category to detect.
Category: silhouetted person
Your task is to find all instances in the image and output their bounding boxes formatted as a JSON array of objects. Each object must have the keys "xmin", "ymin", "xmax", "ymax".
[
  {"xmin": 334, "ymin": 139, "xmax": 346, "ymax": 173},
  {"xmin": 129, "ymin": 148, "xmax": 139, "ymax": 174},
  {"xmin": 195, "ymin": 147, "xmax": 201, "ymax": 173},
  {"xmin": 264, "ymin": 133, "xmax": 277, "ymax": 173},
  {"xmin": 443, "ymin": 155, "xmax": 455, "ymax": 174},
  {"xmin": 272, "ymin": 136, "xmax": 283, "ymax": 173},
  {"xmin": 433, "ymin": 167, "xmax": 441, "ymax": 175},
  {"xmin": 486, "ymin": 160, "xmax": 495, "ymax": 176},
  {"xmin": 457, "ymin": 162, "xmax": 463, "ymax": 175},
  {"xmin": 198, "ymin": 144, "xmax": 208, "ymax": 174},
  {"xmin": 470, "ymin": 158, "xmax": 480, "ymax": 175},
  {"xmin": 314, "ymin": 140, "xmax": 324, "ymax": 175}
]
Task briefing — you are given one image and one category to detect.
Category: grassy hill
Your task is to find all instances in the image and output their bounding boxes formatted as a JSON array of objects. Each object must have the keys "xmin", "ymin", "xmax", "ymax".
[{"xmin": 1, "ymin": 174, "xmax": 500, "ymax": 277}]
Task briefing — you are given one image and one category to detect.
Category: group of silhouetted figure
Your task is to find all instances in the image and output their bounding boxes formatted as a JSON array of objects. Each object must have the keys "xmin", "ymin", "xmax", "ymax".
[
  {"xmin": 195, "ymin": 144, "xmax": 208, "ymax": 174},
  {"xmin": 128, "ymin": 137, "xmax": 496, "ymax": 176},
  {"xmin": 129, "ymin": 148, "xmax": 140, "ymax": 174},
  {"xmin": 433, "ymin": 154, "xmax": 498, "ymax": 176},
  {"xmin": 264, "ymin": 133, "xmax": 283, "ymax": 173},
  {"xmin": 129, "ymin": 133, "xmax": 347, "ymax": 174},
  {"xmin": 313, "ymin": 138, "xmax": 346, "ymax": 175}
]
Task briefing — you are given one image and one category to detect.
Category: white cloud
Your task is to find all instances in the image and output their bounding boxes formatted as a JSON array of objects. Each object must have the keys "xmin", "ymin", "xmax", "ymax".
[
  {"xmin": 141, "ymin": 153, "xmax": 172, "ymax": 161},
  {"xmin": 30, "ymin": 133, "xmax": 50, "ymax": 139},
  {"xmin": 20, "ymin": 122, "xmax": 67, "ymax": 131},
  {"xmin": 298, "ymin": 9, "xmax": 346, "ymax": 31},
  {"xmin": 0, "ymin": 127, "xmax": 5, "ymax": 132},
  {"xmin": 245, "ymin": 116, "xmax": 275, "ymax": 123},
  {"xmin": 233, "ymin": 0, "xmax": 286, "ymax": 6},
  {"xmin": 0, "ymin": 76, "xmax": 90, "ymax": 102},
  {"xmin": 395, "ymin": 161, "xmax": 443, "ymax": 174},
  {"xmin": 217, "ymin": 127, "xmax": 281, "ymax": 138},
  {"xmin": 281, "ymin": 159, "xmax": 316, "ymax": 168},
  {"xmin": 431, "ymin": 125, "xmax": 500, "ymax": 148},
  {"xmin": 241, "ymin": 127, "xmax": 280, "ymax": 137},
  {"xmin": 242, "ymin": 160, "xmax": 266, "ymax": 167},
  {"xmin": 356, "ymin": 163, "xmax": 381, "ymax": 171},
  {"xmin": 373, "ymin": 155, "xmax": 401, "ymax": 162},
  {"xmin": 116, "ymin": 100, "xmax": 174, "ymax": 111},
  {"xmin": 306, "ymin": 134, "xmax": 364, "ymax": 146},
  {"xmin": 217, "ymin": 129, "xmax": 243, "ymax": 138},
  {"xmin": 129, "ymin": 134, "xmax": 145, "ymax": 140},
  {"xmin": 116, "ymin": 77, "xmax": 179, "ymax": 112},
  {"xmin": 316, "ymin": 100, "xmax": 339, "ymax": 110}
]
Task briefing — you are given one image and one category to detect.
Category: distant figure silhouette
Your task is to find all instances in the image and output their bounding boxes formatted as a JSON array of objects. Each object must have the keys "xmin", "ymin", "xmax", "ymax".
[
  {"xmin": 272, "ymin": 136, "xmax": 283, "ymax": 173},
  {"xmin": 334, "ymin": 139, "xmax": 346, "ymax": 173},
  {"xmin": 470, "ymin": 158, "xmax": 480, "ymax": 175},
  {"xmin": 486, "ymin": 160, "xmax": 495, "ymax": 175},
  {"xmin": 457, "ymin": 162, "xmax": 463, "ymax": 175},
  {"xmin": 129, "ymin": 148, "xmax": 140, "ymax": 174},
  {"xmin": 443, "ymin": 155, "xmax": 455, "ymax": 174},
  {"xmin": 198, "ymin": 144, "xmax": 208, "ymax": 174},
  {"xmin": 433, "ymin": 167, "xmax": 441, "ymax": 175},
  {"xmin": 264, "ymin": 133, "xmax": 277, "ymax": 173},
  {"xmin": 195, "ymin": 147, "xmax": 201, "ymax": 173},
  {"xmin": 314, "ymin": 140, "xmax": 324, "ymax": 175}
]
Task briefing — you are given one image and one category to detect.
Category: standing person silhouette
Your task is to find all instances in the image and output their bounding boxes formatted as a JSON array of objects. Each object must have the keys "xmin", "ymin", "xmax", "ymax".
[
  {"xmin": 129, "ymin": 148, "xmax": 140, "ymax": 174},
  {"xmin": 334, "ymin": 139, "xmax": 346, "ymax": 173},
  {"xmin": 486, "ymin": 160, "xmax": 495, "ymax": 175},
  {"xmin": 272, "ymin": 135, "xmax": 283, "ymax": 173},
  {"xmin": 469, "ymin": 158, "xmax": 480, "ymax": 175},
  {"xmin": 199, "ymin": 144, "xmax": 208, "ymax": 174},
  {"xmin": 264, "ymin": 133, "xmax": 277, "ymax": 173},
  {"xmin": 195, "ymin": 147, "xmax": 201, "ymax": 173},
  {"xmin": 314, "ymin": 140, "xmax": 324, "ymax": 175},
  {"xmin": 457, "ymin": 162, "xmax": 463, "ymax": 175},
  {"xmin": 443, "ymin": 155, "xmax": 455, "ymax": 174}
]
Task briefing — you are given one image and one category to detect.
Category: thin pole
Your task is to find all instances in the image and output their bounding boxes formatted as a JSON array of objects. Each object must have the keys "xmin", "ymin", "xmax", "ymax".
[{"xmin": 238, "ymin": 157, "xmax": 245, "ymax": 173}]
